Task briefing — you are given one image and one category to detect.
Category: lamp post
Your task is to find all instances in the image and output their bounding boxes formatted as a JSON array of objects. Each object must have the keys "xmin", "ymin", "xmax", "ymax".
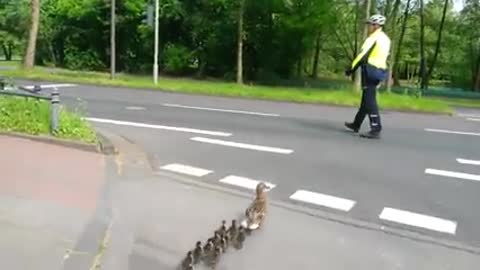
[
  {"xmin": 110, "ymin": 0, "xmax": 116, "ymax": 80},
  {"xmin": 153, "ymin": 0, "xmax": 159, "ymax": 84}
]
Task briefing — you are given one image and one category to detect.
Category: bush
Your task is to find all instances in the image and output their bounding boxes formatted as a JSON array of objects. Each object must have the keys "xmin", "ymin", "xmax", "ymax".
[
  {"xmin": 162, "ymin": 43, "xmax": 193, "ymax": 75},
  {"xmin": 64, "ymin": 47, "xmax": 106, "ymax": 71}
]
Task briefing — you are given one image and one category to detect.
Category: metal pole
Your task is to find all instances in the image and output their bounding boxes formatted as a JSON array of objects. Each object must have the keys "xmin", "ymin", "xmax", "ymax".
[
  {"xmin": 153, "ymin": 0, "xmax": 159, "ymax": 84},
  {"xmin": 110, "ymin": 0, "xmax": 116, "ymax": 80},
  {"xmin": 50, "ymin": 87, "xmax": 60, "ymax": 134}
]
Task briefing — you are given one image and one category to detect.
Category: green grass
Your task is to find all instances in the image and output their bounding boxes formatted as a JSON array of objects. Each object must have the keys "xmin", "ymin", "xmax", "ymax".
[
  {"xmin": 0, "ymin": 60, "xmax": 21, "ymax": 67},
  {"xmin": 432, "ymin": 97, "xmax": 480, "ymax": 109},
  {"xmin": 0, "ymin": 95, "xmax": 97, "ymax": 143},
  {"xmin": 0, "ymin": 66, "xmax": 456, "ymax": 114}
]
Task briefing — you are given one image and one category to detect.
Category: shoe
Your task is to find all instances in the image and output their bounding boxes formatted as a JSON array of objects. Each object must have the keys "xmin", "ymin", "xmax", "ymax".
[
  {"xmin": 359, "ymin": 130, "xmax": 381, "ymax": 139},
  {"xmin": 344, "ymin": 122, "xmax": 359, "ymax": 133}
]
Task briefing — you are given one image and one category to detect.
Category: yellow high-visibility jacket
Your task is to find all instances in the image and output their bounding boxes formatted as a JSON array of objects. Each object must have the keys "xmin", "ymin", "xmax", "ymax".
[{"xmin": 351, "ymin": 28, "xmax": 391, "ymax": 71}]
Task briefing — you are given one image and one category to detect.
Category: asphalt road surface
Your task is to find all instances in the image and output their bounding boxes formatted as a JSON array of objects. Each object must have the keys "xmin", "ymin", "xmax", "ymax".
[{"xmin": 13, "ymin": 80, "xmax": 480, "ymax": 249}]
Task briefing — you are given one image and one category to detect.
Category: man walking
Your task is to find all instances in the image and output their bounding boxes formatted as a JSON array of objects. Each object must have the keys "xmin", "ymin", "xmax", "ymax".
[{"xmin": 345, "ymin": 14, "xmax": 391, "ymax": 139}]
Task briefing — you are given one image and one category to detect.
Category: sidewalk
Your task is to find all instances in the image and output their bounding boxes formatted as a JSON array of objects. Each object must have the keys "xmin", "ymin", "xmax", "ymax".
[
  {"xmin": 0, "ymin": 135, "xmax": 106, "ymax": 270},
  {"xmin": 1, "ymin": 133, "xmax": 480, "ymax": 270}
]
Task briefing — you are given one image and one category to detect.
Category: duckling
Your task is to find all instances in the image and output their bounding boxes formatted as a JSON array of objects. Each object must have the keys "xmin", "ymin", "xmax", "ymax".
[
  {"xmin": 241, "ymin": 182, "xmax": 269, "ymax": 230},
  {"xmin": 220, "ymin": 234, "xmax": 228, "ymax": 252},
  {"xmin": 227, "ymin": 219, "xmax": 238, "ymax": 239},
  {"xmin": 213, "ymin": 231, "xmax": 222, "ymax": 246},
  {"xmin": 210, "ymin": 246, "xmax": 222, "ymax": 269},
  {"xmin": 201, "ymin": 238, "xmax": 214, "ymax": 264},
  {"xmin": 193, "ymin": 241, "xmax": 203, "ymax": 264},
  {"xmin": 215, "ymin": 220, "xmax": 227, "ymax": 235},
  {"xmin": 233, "ymin": 226, "xmax": 246, "ymax": 250},
  {"xmin": 203, "ymin": 238, "xmax": 214, "ymax": 255},
  {"xmin": 181, "ymin": 251, "xmax": 194, "ymax": 270}
]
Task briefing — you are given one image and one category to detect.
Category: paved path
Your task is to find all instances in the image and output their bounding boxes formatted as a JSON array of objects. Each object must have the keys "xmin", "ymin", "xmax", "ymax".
[{"xmin": 0, "ymin": 135, "xmax": 106, "ymax": 270}]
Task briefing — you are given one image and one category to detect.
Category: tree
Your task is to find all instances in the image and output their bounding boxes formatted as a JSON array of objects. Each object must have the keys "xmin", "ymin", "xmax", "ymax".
[
  {"xmin": 24, "ymin": 0, "xmax": 40, "ymax": 69},
  {"xmin": 236, "ymin": 0, "xmax": 245, "ymax": 84},
  {"xmin": 426, "ymin": 0, "xmax": 449, "ymax": 88},
  {"xmin": 419, "ymin": 0, "xmax": 427, "ymax": 90},
  {"xmin": 353, "ymin": 0, "xmax": 371, "ymax": 92}
]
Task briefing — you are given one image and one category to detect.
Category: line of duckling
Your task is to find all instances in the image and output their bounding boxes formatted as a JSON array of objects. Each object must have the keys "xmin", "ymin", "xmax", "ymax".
[
  {"xmin": 179, "ymin": 182, "xmax": 269, "ymax": 270},
  {"xmin": 180, "ymin": 219, "xmax": 247, "ymax": 270}
]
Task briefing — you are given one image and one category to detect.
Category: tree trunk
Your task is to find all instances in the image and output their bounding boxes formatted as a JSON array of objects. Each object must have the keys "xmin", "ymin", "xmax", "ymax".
[
  {"xmin": 110, "ymin": 0, "xmax": 116, "ymax": 79},
  {"xmin": 419, "ymin": 0, "xmax": 427, "ymax": 90},
  {"xmin": 24, "ymin": 0, "xmax": 40, "ymax": 69},
  {"xmin": 370, "ymin": 0, "xmax": 376, "ymax": 14},
  {"xmin": 426, "ymin": 0, "xmax": 449, "ymax": 88},
  {"xmin": 385, "ymin": 0, "xmax": 401, "ymax": 92},
  {"xmin": 354, "ymin": 0, "xmax": 371, "ymax": 91},
  {"xmin": 311, "ymin": 31, "xmax": 321, "ymax": 78},
  {"xmin": 392, "ymin": 0, "xmax": 411, "ymax": 86},
  {"xmin": 236, "ymin": 0, "xmax": 245, "ymax": 84},
  {"xmin": 474, "ymin": 54, "xmax": 480, "ymax": 91},
  {"xmin": 2, "ymin": 45, "xmax": 12, "ymax": 61}
]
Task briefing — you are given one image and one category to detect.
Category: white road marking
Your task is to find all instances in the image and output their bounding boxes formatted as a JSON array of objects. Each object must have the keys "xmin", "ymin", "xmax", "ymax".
[
  {"xmin": 160, "ymin": 163, "xmax": 212, "ymax": 177},
  {"xmin": 424, "ymin": 128, "xmax": 480, "ymax": 137},
  {"xmin": 425, "ymin": 168, "xmax": 480, "ymax": 182},
  {"xmin": 24, "ymin": 83, "xmax": 77, "ymax": 89},
  {"xmin": 163, "ymin": 103, "xmax": 280, "ymax": 117},
  {"xmin": 218, "ymin": 175, "xmax": 276, "ymax": 191},
  {"xmin": 85, "ymin": 117, "xmax": 232, "ymax": 137},
  {"xmin": 467, "ymin": 118, "xmax": 480, "ymax": 122},
  {"xmin": 190, "ymin": 137, "xmax": 293, "ymax": 154},
  {"xmin": 289, "ymin": 190, "xmax": 356, "ymax": 212},
  {"xmin": 125, "ymin": 106, "xmax": 146, "ymax": 110},
  {"xmin": 379, "ymin": 207, "xmax": 457, "ymax": 235},
  {"xmin": 457, "ymin": 158, "xmax": 480, "ymax": 166},
  {"xmin": 458, "ymin": 113, "xmax": 480, "ymax": 118}
]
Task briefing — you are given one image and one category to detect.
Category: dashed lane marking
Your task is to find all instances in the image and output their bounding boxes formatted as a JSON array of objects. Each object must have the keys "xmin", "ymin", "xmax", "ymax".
[
  {"xmin": 163, "ymin": 103, "xmax": 280, "ymax": 117},
  {"xmin": 125, "ymin": 106, "xmax": 146, "ymax": 110},
  {"xmin": 424, "ymin": 128, "xmax": 480, "ymax": 137},
  {"xmin": 379, "ymin": 207, "xmax": 457, "ymax": 235},
  {"xmin": 456, "ymin": 158, "xmax": 480, "ymax": 166},
  {"xmin": 85, "ymin": 117, "xmax": 232, "ymax": 137},
  {"xmin": 218, "ymin": 175, "xmax": 276, "ymax": 191},
  {"xmin": 190, "ymin": 137, "xmax": 294, "ymax": 154},
  {"xmin": 24, "ymin": 83, "xmax": 77, "ymax": 89},
  {"xmin": 425, "ymin": 168, "xmax": 480, "ymax": 182},
  {"xmin": 458, "ymin": 113, "xmax": 480, "ymax": 118},
  {"xmin": 160, "ymin": 163, "xmax": 213, "ymax": 177},
  {"xmin": 289, "ymin": 190, "xmax": 356, "ymax": 212}
]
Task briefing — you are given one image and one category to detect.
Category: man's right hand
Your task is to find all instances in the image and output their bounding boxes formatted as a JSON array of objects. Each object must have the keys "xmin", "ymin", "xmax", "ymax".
[{"xmin": 345, "ymin": 69, "xmax": 353, "ymax": 76}]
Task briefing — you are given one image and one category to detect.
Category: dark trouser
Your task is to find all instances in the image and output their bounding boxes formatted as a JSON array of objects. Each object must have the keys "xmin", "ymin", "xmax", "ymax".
[{"xmin": 353, "ymin": 64, "xmax": 387, "ymax": 132}]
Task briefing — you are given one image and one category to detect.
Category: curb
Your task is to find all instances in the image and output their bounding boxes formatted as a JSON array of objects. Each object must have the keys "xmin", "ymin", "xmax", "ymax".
[{"xmin": 0, "ymin": 131, "xmax": 117, "ymax": 155}]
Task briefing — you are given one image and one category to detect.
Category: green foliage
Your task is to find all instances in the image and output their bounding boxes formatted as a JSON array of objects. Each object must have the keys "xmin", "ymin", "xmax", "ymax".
[
  {"xmin": 0, "ymin": 95, "xmax": 97, "ymax": 143},
  {"xmin": 162, "ymin": 43, "xmax": 193, "ymax": 75},
  {"xmin": 1, "ymin": 0, "xmax": 479, "ymax": 92}
]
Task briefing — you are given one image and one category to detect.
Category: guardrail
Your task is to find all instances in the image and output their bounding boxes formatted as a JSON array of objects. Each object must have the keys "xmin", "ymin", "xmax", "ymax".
[{"xmin": 0, "ymin": 76, "xmax": 60, "ymax": 134}]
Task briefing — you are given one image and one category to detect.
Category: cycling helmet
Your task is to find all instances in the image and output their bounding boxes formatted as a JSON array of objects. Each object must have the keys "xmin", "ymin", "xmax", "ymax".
[{"xmin": 367, "ymin": 14, "xmax": 386, "ymax": 26}]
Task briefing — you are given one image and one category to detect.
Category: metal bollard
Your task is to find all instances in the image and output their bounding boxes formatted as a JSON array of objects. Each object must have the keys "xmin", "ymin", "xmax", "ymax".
[
  {"xmin": 33, "ymin": 84, "xmax": 41, "ymax": 93},
  {"xmin": 50, "ymin": 87, "xmax": 60, "ymax": 134}
]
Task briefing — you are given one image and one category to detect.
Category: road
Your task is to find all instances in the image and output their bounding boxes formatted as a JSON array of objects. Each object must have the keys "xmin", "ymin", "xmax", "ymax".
[{"xmin": 13, "ymin": 80, "xmax": 480, "ymax": 249}]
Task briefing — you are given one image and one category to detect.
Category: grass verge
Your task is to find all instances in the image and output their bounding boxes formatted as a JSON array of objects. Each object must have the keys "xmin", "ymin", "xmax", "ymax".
[
  {"xmin": 1, "ymin": 67, "xmax": 454, "ymax": 114},
  {"xmin": 0, "ymin": 95, "xmax": 97, "ymax": 143}
]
